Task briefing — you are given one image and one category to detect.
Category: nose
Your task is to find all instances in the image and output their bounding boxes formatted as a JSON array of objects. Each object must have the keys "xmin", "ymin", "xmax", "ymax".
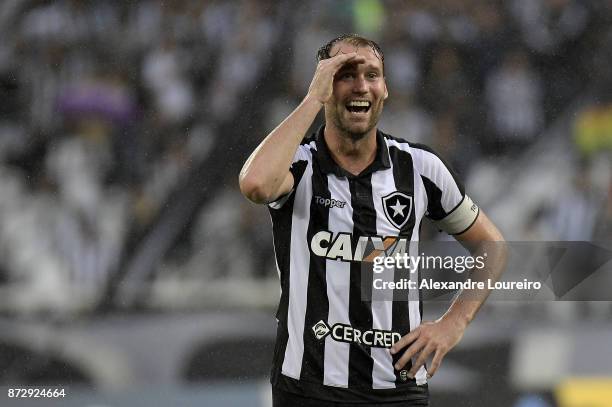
[{"xmin": 352, "ymin": 75, "xmax": 367, "ymax": 94}]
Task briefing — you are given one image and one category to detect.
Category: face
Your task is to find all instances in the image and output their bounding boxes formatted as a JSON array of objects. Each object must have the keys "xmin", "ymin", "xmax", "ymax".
[{"xmin": 325, "ymin": 42, "xmax": 388, "ymax": 141}]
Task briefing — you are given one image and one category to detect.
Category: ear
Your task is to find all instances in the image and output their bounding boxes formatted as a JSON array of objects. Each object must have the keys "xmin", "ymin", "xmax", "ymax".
[{"xmin": 384, "ymin": 81, "xmax": 389, "ymax": 100}]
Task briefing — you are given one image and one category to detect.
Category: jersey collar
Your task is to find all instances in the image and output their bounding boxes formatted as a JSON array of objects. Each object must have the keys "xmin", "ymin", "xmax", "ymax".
[{"xmin": 315, "ymin": 126, "xmax": 391, "ymax": 178}]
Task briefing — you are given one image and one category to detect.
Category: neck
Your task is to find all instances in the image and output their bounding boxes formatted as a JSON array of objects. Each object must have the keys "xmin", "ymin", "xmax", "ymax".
[{"xmin": 323, "ymin": 125, "xmax": 377, "ymax": 176}]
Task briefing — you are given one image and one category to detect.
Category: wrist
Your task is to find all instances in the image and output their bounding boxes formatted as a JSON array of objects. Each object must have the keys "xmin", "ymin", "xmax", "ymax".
[
  {"xmin": 304, "ymin": 93, "xmax": 324, "ymax": 108},
  {"xmin": 440, "ymin": 309, "xmax": 470, "ymax": 331}
]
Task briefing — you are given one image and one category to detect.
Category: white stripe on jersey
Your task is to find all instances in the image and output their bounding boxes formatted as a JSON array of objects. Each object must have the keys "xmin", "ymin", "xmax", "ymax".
[
  {"xmin": 281, "ymin": 154, "xmax": 314, "ymax": 380},
  {"xmin": 409, "ymin": 151, "xmax": 428, "ymax": 386},
  {"xmin": 323, "ymin": 175, "xmax": 352, "ymax": 388}
]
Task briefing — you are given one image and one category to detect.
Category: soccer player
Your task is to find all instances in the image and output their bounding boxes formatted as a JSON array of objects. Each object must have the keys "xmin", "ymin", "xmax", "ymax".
[{"xmin": 239, "ymin": 34, "xmax": 507, "ymax": 406}]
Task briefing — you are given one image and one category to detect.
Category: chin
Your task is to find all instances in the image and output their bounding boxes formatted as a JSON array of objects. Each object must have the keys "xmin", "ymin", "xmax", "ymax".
[
  {"xmin": 345, "ymin": 124, "xmax": 376, "ymax": 141},
  {"xmin": 330, "ymin": 112, "xmax": 377, "ymax": 140},
  {"xmin": 346, "ymin": 120, "xmax": 377, "ymax": 137}
]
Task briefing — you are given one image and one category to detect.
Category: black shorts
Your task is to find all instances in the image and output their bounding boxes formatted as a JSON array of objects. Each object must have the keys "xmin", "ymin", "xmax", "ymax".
[{"xmin": 272, "ymin": 387, "xmax": 430, "ymax": 407}]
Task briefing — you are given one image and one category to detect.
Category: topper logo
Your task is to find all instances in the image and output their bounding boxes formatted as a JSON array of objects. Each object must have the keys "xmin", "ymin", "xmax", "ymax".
[{"xmin": 314, "ymin": 196, "xmax": 346, "ymax": 208}]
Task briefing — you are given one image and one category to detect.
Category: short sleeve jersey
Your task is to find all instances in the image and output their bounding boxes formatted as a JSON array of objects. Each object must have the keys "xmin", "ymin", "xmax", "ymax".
[{"xmin": 267, "ymin": 126, "xmax": 479, "ymax": 403}]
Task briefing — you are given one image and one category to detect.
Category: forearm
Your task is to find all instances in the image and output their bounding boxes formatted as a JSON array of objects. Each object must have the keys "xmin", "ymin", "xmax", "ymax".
[
  {"xmin": 441, "ymin": 239, "xmax": 508, "ymax": 328},
  {"xmin": 240, "ymin": 51, "xmax": 364, "ymax": 203},
  {"xmin": 239, "ymin": 95, "xmax": 322, "ymax": 203}
]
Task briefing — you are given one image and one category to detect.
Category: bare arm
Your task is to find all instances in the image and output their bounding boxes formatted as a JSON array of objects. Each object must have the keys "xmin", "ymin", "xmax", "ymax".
[
  {"xmin": 443, "ymin": 210, "xmax": 507, "ymax": 328},
  {"xmin": 238, "ymin": 96, "xmax": 321, "ymax": 204},
  {"xmin": 391, "ymin": 210, "xmax": 508, "ymax": 378},
  {"xmin": 239, "ymin": 52, "xmax": 366, "ymax": 204}
]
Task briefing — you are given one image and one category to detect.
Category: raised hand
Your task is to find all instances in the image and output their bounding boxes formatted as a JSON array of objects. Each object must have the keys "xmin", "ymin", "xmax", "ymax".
[{"xmin": 307, "ymin": 52, "xmax": 366, "ymax": 105}]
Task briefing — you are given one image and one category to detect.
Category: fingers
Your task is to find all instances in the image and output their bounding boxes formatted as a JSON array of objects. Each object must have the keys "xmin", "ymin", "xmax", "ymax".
[
  {"xmin": 427, "ymin": 348, "xmax": 445, "ymax": 378},
  {"xmin": 331, "ymin": 51, "xmax": 366, "ymax": 66},
  {"xmin": 394, "ymin": 337, "xmax": 425, "ymax": 371},
  {"xmin": 319, "ymin": 52, "xmax": 366, "ymax": 73},
  {"xmin": 391, "ymin": 324, "xmax": 450, "ymax": 378},
  {"xmin": 390, "ymin": 319, "xmax": 461, "ymax": 379},
  {"xmin": 408, "ymin": 344, "xmax": 435, "ymax": 378},
  {"xmin": 308, "ymin": 52, "xmax": 366, "ymax": 104},
  {"xmin": 390, "ymin": 328, "xmax": 420, "ymax": 355}
]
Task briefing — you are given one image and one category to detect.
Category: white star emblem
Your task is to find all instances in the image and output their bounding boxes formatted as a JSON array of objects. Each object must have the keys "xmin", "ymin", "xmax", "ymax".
[{"xmin": 389, "ymin": 199, "xmax": 406, "ymax": 218}]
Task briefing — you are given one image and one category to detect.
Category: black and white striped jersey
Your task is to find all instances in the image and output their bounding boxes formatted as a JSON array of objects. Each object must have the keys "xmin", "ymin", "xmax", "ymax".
[{"xmin": 267, "ymin": 126, "xmax": 479, "ymax": 403}]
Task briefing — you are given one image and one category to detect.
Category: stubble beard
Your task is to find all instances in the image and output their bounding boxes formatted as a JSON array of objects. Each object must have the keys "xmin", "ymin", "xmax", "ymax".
[{"xmin": 329, "ymin": 101, "xmax": 384, "ymax": 142}]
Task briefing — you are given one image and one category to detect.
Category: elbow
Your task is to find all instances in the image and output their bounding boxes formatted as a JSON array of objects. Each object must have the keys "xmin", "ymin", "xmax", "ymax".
[
  {"xmin": 493, "ymin": 228, "xmax": 508, "ymax": 260},
  {"xmin": 239, "ymin": 175, "xmax": 273, "ymax": 204},
  {"xmin": 489, "ymin": 232, "xmax": 509, "ymax": 272}
]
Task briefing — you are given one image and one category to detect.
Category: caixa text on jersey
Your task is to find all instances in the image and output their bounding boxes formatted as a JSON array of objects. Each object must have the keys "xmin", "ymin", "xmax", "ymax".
[{"xmin": 310, "ymin": 230, "xmax": 408, "ymax": 262}]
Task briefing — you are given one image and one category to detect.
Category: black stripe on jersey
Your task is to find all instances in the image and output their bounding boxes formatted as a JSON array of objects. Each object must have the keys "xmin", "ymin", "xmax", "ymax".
[
  {"xmin": 388, "ymin": 145, "xmax": 416, "ymax": 383},
  {"xmin": 348, "ymin": 175, "xmax": 376, "ymax": 388},
  {"xmin": 420, "ymin": 175, "xmax": 446, "ymax": 220},
  {"xmin": 408, "ymin": 142, "xmax": 465, "ymax": 196},
  {"xmin": 290, "ymin": 159, "xmax": 310, "ymax": 189},
  {"xmin": 388, "ymin": 146, "xmax": 416, "ymax": 235},
  {"xmin": 300, "ymin": 153, "xmax": 330, "ymax": 383},
  {"xmin": 269, "ymin": 160, "xmax": 308, "ymax": 385}
]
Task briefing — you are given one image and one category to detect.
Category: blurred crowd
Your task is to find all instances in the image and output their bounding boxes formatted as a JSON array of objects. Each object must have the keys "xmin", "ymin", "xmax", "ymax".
[{"xmin": 0, "ymin": 0, "xmax": 611, "ymax": 314}]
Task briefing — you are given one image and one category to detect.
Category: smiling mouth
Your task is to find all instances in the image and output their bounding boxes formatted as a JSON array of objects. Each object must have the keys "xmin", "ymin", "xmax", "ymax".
[{"xmin": 345, "ymin": 100, "xmax": 372, "ymax": 114}]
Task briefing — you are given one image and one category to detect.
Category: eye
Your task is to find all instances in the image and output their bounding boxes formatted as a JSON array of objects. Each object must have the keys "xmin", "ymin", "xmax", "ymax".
[
  {"xmin": 339, "ymin": 72, "xmax": 355, "ymax": 80},
  {"xmin": 367, "ymin": 72, "xmax": 379, "ymax": 79}
]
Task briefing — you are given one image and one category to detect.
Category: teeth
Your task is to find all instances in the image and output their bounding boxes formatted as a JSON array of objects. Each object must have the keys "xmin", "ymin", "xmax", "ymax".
[{"xmin": 347, "ymin": 101, "xmax": 371, "ymax": 107}]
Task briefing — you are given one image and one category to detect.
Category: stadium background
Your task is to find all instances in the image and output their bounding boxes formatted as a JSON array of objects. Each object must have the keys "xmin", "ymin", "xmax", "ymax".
[{"xmin": 0, "ymin": 0, "xmax": 611, "ymax": 406}]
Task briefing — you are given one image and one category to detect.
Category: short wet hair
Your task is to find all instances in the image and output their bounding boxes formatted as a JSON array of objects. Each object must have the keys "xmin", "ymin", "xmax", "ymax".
[{"xmin": 316, "ymin": 34, "xmax": 384, "ymax": 71}]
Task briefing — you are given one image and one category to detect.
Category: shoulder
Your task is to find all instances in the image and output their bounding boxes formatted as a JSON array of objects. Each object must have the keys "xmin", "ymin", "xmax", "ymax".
[{"xmin": 380, "ymin": 131, "xmax": 445, "ymax": 167}]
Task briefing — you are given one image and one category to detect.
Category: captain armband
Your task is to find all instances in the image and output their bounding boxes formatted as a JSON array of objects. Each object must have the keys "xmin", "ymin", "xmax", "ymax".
[{"xmin": 434, "ymin": 195, "xmax": 479, "ymax": 235}]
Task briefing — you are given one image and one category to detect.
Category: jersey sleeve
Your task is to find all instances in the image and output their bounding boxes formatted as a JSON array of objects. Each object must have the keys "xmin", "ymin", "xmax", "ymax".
[
  {"xmin": 412, "ymin": 144, "xmax": 479, "ymax": 235},
  {"xmin": 267, "ymin": 143, "xmax": 311, "ymax": 210}
]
